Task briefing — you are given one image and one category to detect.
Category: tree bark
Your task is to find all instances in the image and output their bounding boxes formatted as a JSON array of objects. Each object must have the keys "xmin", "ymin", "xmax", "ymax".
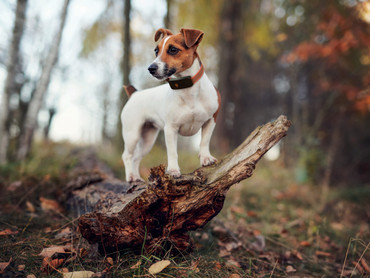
[
  {"xmin": 215, "ymin": 0, "xmax": 245, "ymax": 153},
  {"xmin": 17, "ymin": 0, "xmax": 70, "ymax": 160},
  {"xmin": 0, "ymin": 0, "xmax": 28, "ymax": 164},
  {"xmin": 115, "ymin": 0, "xmax": 131, "ymax": 149},
  {"xmin": 75, "ymin": 116, "xmax": 291, "ymax": 254}
]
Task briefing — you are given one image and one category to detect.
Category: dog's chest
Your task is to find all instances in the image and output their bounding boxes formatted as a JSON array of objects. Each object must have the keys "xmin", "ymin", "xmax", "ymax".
[{"xmin": 169, "ymin": 93, "xmax": 215, "ymax": 136}]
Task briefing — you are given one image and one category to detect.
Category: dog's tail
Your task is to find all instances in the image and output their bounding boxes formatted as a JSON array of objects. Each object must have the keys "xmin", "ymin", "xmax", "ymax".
[{"xmin": 123, "ymin": 85, "xmax": 137, "ymax": 97}]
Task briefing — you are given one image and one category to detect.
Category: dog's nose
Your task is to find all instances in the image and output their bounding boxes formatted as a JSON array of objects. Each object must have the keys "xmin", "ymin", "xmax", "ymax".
[{"xmin": 148, "ymin": 64, "xmax": 158, "ymax": 75}]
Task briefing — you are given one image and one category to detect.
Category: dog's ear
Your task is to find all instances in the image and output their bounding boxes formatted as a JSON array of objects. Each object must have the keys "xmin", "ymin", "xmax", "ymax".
[
  {"xmin": 154, "ymin": 28, "xmax": 173, "ymax": 42},
  {"xmin": 180, "ymin": 28, "xmax": 204, "ymax": 48}
]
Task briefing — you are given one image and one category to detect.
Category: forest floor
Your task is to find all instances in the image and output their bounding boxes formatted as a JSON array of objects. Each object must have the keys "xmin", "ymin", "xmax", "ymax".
[{"xmin": 0, "ymin": 142, "xmax": 369, "ymax": 277}]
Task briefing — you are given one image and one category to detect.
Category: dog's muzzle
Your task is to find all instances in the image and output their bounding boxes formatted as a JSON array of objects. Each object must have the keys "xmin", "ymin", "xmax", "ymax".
[
  {"xmin": 148, "ymin": 63, "xmax": 176, "ymax": 80},
  {"xmin": 148, "ymin": 63, "xmax": 158, "ymax": 75}
]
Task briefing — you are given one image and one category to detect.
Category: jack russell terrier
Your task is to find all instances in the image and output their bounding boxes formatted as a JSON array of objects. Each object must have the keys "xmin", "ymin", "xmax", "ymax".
[{"xmin": 121, "ymin": 28, "xmax": 221, "ymax": 182}]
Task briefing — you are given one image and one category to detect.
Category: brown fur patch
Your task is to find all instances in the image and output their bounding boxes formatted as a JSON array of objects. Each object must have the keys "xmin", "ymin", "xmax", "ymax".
[
  {"xmin": 123, "ymin": 85, "xmax": 137, "ymax": 97},
  {"xmin": 155, "ymin": 29, "xmax": 203, "ymax": 75}
]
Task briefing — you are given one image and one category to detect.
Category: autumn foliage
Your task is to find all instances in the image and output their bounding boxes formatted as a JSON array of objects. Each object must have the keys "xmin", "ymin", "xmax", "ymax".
[{"xmin": 284, "ymin": 2, "xmax": 370, "ymax": 114}]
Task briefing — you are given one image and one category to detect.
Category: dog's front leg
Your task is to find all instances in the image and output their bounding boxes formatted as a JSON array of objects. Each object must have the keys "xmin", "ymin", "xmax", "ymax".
[
  {"xmin": 199, "ymin": 119, "xmax": 217, "ymax": 166},
  {"xmin": 164, "ymin": 125, "xmax": 181, "ymax": 178}
]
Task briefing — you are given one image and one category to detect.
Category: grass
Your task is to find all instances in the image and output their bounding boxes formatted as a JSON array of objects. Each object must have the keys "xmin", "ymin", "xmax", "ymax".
[{"xmin": 0, "ymin": 141, "xmax": 369, "ymax": 277}]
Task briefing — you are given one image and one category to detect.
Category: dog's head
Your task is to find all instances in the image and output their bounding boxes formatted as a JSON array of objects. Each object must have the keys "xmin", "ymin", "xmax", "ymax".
[{"xmin": 148, "ymin": 28, "xmax": 204, "ymax": 80}]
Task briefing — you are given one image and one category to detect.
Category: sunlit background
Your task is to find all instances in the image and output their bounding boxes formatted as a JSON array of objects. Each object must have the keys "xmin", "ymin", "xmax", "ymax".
[
  {"xmin": 0, "ymin": 0, "xmax": 167, "ymax": 142},
  {"xmin": 0, "ymin": 0, "xmax": 369, "ymax": 185}
]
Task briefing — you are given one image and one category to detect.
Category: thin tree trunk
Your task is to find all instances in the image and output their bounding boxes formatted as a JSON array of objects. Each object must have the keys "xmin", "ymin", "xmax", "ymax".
[
  {"xmin": 0, "ymin": 0, "xmax": 28, "ymax": 164},
  {"xmin": 122, "ymin": 0, "xmax": 131, "ymax": 87},
  {"xmin": 43, "ymin": 108, "xmax": 56, "ymax": 141},
  {"xmin": 215, "ymin": 0, "xmax": 244, "ymax": 153},
  {"xmin": 17, "ymin": 0, "xmax": 70, "ymax": 160},
  {"xmin": 115, "ymin": 0, "xmax": 131, "ymax": 148},
  {"xmin": 165, "ymin": 0, "xmax": 173, "ymax": 29}
]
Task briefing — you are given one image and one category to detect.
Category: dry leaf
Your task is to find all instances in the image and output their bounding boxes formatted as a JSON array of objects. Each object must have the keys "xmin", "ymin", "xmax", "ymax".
[
  {"xmin": 27, "ymin": 275, "xmax": 36, "ymax": 278},
  {"xmin": 130, "ymin": 260, "xmax": 141, "ymax": 269},
  {"xmin": 226, "ymin": 257, "xmax": 241, "ymax": 268},
  {"xmin": 219, "ymin": 249, "xmax": 231, "ymax": 257},
  {"xmin": 214, "ymin": 261, "xmax": 222, "ymax": 271},
  {"xmin": 39, "ymin": 197, "xmax": 63, "ymax": 213},
  {"xmin": 0, "ymin": 229, "xmax": 18, "ymax": 236},
  {"xmin": 353, "ymin": 261, "xmax": 365, "ymax": 274},
  {"xmin": 79, "ymin": 248, "xmax": 88, "ymax": 258},
  {"xmin": 26, "ymin": 201, "xmax": 35, "ymax": 213},
  {"xmin": 39, "ymin": 245, "xmax": 66, "ymax": 257},
  {"xmin": 315, "ymin": 250, "xmax": 331, "ymax": 257},
  {"xmin": 55, "ymin": 227, "xmax": 72, "ymax": 240},
  {"xmin": 299, "ymin": 241, "xmax": 311, "ymax": 247},
  {"xmin": 148, "ymin": 260, "xmax": 171, "ymax": 275},
  {"xmin": 17, "ymin": 264, "xmax": 25, "ymax": 271},
  {"xmin": 41, "ymin": 257, "xmax": 65, "ymax": 273},
  {"xmin": 229, "ymin": 274, "xmax": 242, "ymax": 278},
  {"xmin": 63, "ymin": 271, "xmax": 95, "ymax": 278},
  {"xmin": 292, "ymin": 250, "xmax": 303, "ymax": 260},
  {"xmin": 250, "ymin": 235, "xmax": 265, "ymax": 252},
  {"xmin": 7, "ymin": 181, "xmax": 22, "ymax": 192},
  {"xmin": 224, "ymin": 242, "xmax": 239, "ymax": 252},
  {"xmin": 247, "ymin": 211, "xmax": 257, "ymax": 217},
  {"xmin": 286, "ymin": 265, "xmax": 296, "ymax": 273},
  {"xmin": 105, "ymin": 257, "xmax": 114, "ymax": 265},
  {"xmin": 360, "ymin": 258, "xmax": 370, "ymax": 273},
  {"xmin": 230, "ymin": 206, "xmax": 244, "ymax": 214},
  {"xmin": 0, "ymin": 258, "xmax": 12, "ymax": 273}
]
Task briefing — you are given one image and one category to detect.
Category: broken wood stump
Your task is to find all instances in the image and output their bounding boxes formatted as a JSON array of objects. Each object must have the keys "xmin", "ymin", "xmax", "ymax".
[{"xmin": 74, "ymin": 115, "xmax": 291, "ymax": 254}]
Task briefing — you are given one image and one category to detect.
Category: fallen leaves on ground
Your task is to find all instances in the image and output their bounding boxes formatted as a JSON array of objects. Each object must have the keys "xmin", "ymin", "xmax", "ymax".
[
  {"xmin": 0, "ymin": 258, "xmax": 12, "ymax": 273},
  {"xmin": 130, "ymin": 260, "xmax": 141, "ymax": 269},
  {"xmin": 39, "ymin": 197, "xmax": 64, "ymax": 213},
  {"xmin": 41, "ymin": 257, "xmax": 65, "ymax": 273},
  {"xmin": 39, "ymin": 245, "xmax": 67, "ymax": 258},
  {"xmin": 62, "ymin": 271, "xmax": 95, "ymax": 278},
  {"xmin": 286, "ymin": 265, "xmax": 296, "ymax": 273},
  {"xmin": 0, "ymin": 229, "xmax": 18, "ymax": 236},
  {"xmin": 148, "ymin": 260, "xmax": 171, "ymax": 275},
  {"xmin": 38, "ymin": 243, "xmax": 78, "ymax": 273}
]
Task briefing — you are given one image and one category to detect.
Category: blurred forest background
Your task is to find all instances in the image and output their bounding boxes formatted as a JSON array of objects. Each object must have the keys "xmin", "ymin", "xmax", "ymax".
[
  {"xmin": 0, "ymin": 0, "xmax": 369, "ymax": 188},
  {"xmin": 0, "ymin": 0, "xmax": 369, "ymax": 277}
]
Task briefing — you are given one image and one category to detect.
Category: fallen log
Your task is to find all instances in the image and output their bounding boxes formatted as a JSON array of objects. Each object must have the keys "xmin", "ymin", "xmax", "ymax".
[{"xmin": 76, "ymin": 115, "xmax": 291, "ymax": 254}]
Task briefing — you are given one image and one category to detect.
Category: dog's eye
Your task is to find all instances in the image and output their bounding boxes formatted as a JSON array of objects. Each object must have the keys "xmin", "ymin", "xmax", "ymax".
[
  {"xmin": 168, "ymin": 46, "xmax": 180, "ymax": 55},
  {"xmin": 154, "ymin": 47, "xmax": 159, "ymax": 57}
]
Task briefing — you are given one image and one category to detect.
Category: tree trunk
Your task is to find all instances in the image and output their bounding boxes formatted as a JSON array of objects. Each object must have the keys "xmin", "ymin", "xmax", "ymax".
[
  {"xmin": 74, "ymin": 116, "xmax": 291, "ymax": 254},
  {"xmin": 43, "ymin": 107, "xmax": 56, "ymax": 140},
  {"xmin": 0, "ymin": 0, "xmax": 28, "ymax": 164},
  {"xmin": 17, "ymin": 0, "xmax": 70, "ymax": 160},
  {"xmin": 215, "ymin": 0, "xmax": 245, "ymax": 153},
  {"xmin": 165, "ymin": 0, "xmax": 173, "ymax": 29},
  {"xmin": 115, "ymin": 0, "xmax": 131, "ymax": 149}
]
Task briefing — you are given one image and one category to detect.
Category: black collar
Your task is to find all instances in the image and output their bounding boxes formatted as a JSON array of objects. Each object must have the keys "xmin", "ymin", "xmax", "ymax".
[{"xmin": 167, "ymin": 64, "xmax": 204, "ymax": 90}]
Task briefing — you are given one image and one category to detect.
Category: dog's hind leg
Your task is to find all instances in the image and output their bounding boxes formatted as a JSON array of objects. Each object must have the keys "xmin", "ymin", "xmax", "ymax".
[{"xmin": 131, "ymin": 122, "xmax": 159, "ymax": 179}]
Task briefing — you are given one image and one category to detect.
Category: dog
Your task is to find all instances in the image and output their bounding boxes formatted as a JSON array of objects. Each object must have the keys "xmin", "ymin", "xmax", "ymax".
[{"xmin": 121, "ymin": 28, "xmax": 221, "ymax": 182}]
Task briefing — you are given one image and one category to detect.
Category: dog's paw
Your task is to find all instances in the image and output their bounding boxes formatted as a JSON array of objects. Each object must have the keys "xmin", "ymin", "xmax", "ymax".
[
  {"xmin": 166, "ymin": 168, "xmax": 181, "ymax": 178},
  {"xmin": 200, "ymin": 155, "xmax": 217, "ymax": 167},
  {"xmin": 127, "ymin": 175, "xmax": 144, "ymax": 183}
]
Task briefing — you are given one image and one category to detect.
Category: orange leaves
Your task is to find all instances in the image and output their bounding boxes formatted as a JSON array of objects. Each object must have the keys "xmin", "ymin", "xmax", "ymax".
[
  {"xmin": 41, "ymin": 257, "xmax": 65, "ymax": 273},
  {"xmin": 39, "ymin": 197, "xmax": 64, "ymax": 214},
  {"xmin": 0, "ymin": 229, "xmax": 18, "ymax": 236},
  {"xmin": 39, "ymin": 245, "xmax": 67, "ymax": 258},
  {"xmin": 0, "ymin": 258, "xmax": 12, "ymax": 274},
  {"xmin": 38, "ymin": 243, "xmax": 81, "ymax": 274}
]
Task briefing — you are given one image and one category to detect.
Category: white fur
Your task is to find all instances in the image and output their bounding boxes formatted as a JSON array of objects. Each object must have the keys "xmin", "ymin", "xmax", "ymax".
[{"xmin": 121, "ymin": 58, "xmax": 218, "ymax": 182}]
